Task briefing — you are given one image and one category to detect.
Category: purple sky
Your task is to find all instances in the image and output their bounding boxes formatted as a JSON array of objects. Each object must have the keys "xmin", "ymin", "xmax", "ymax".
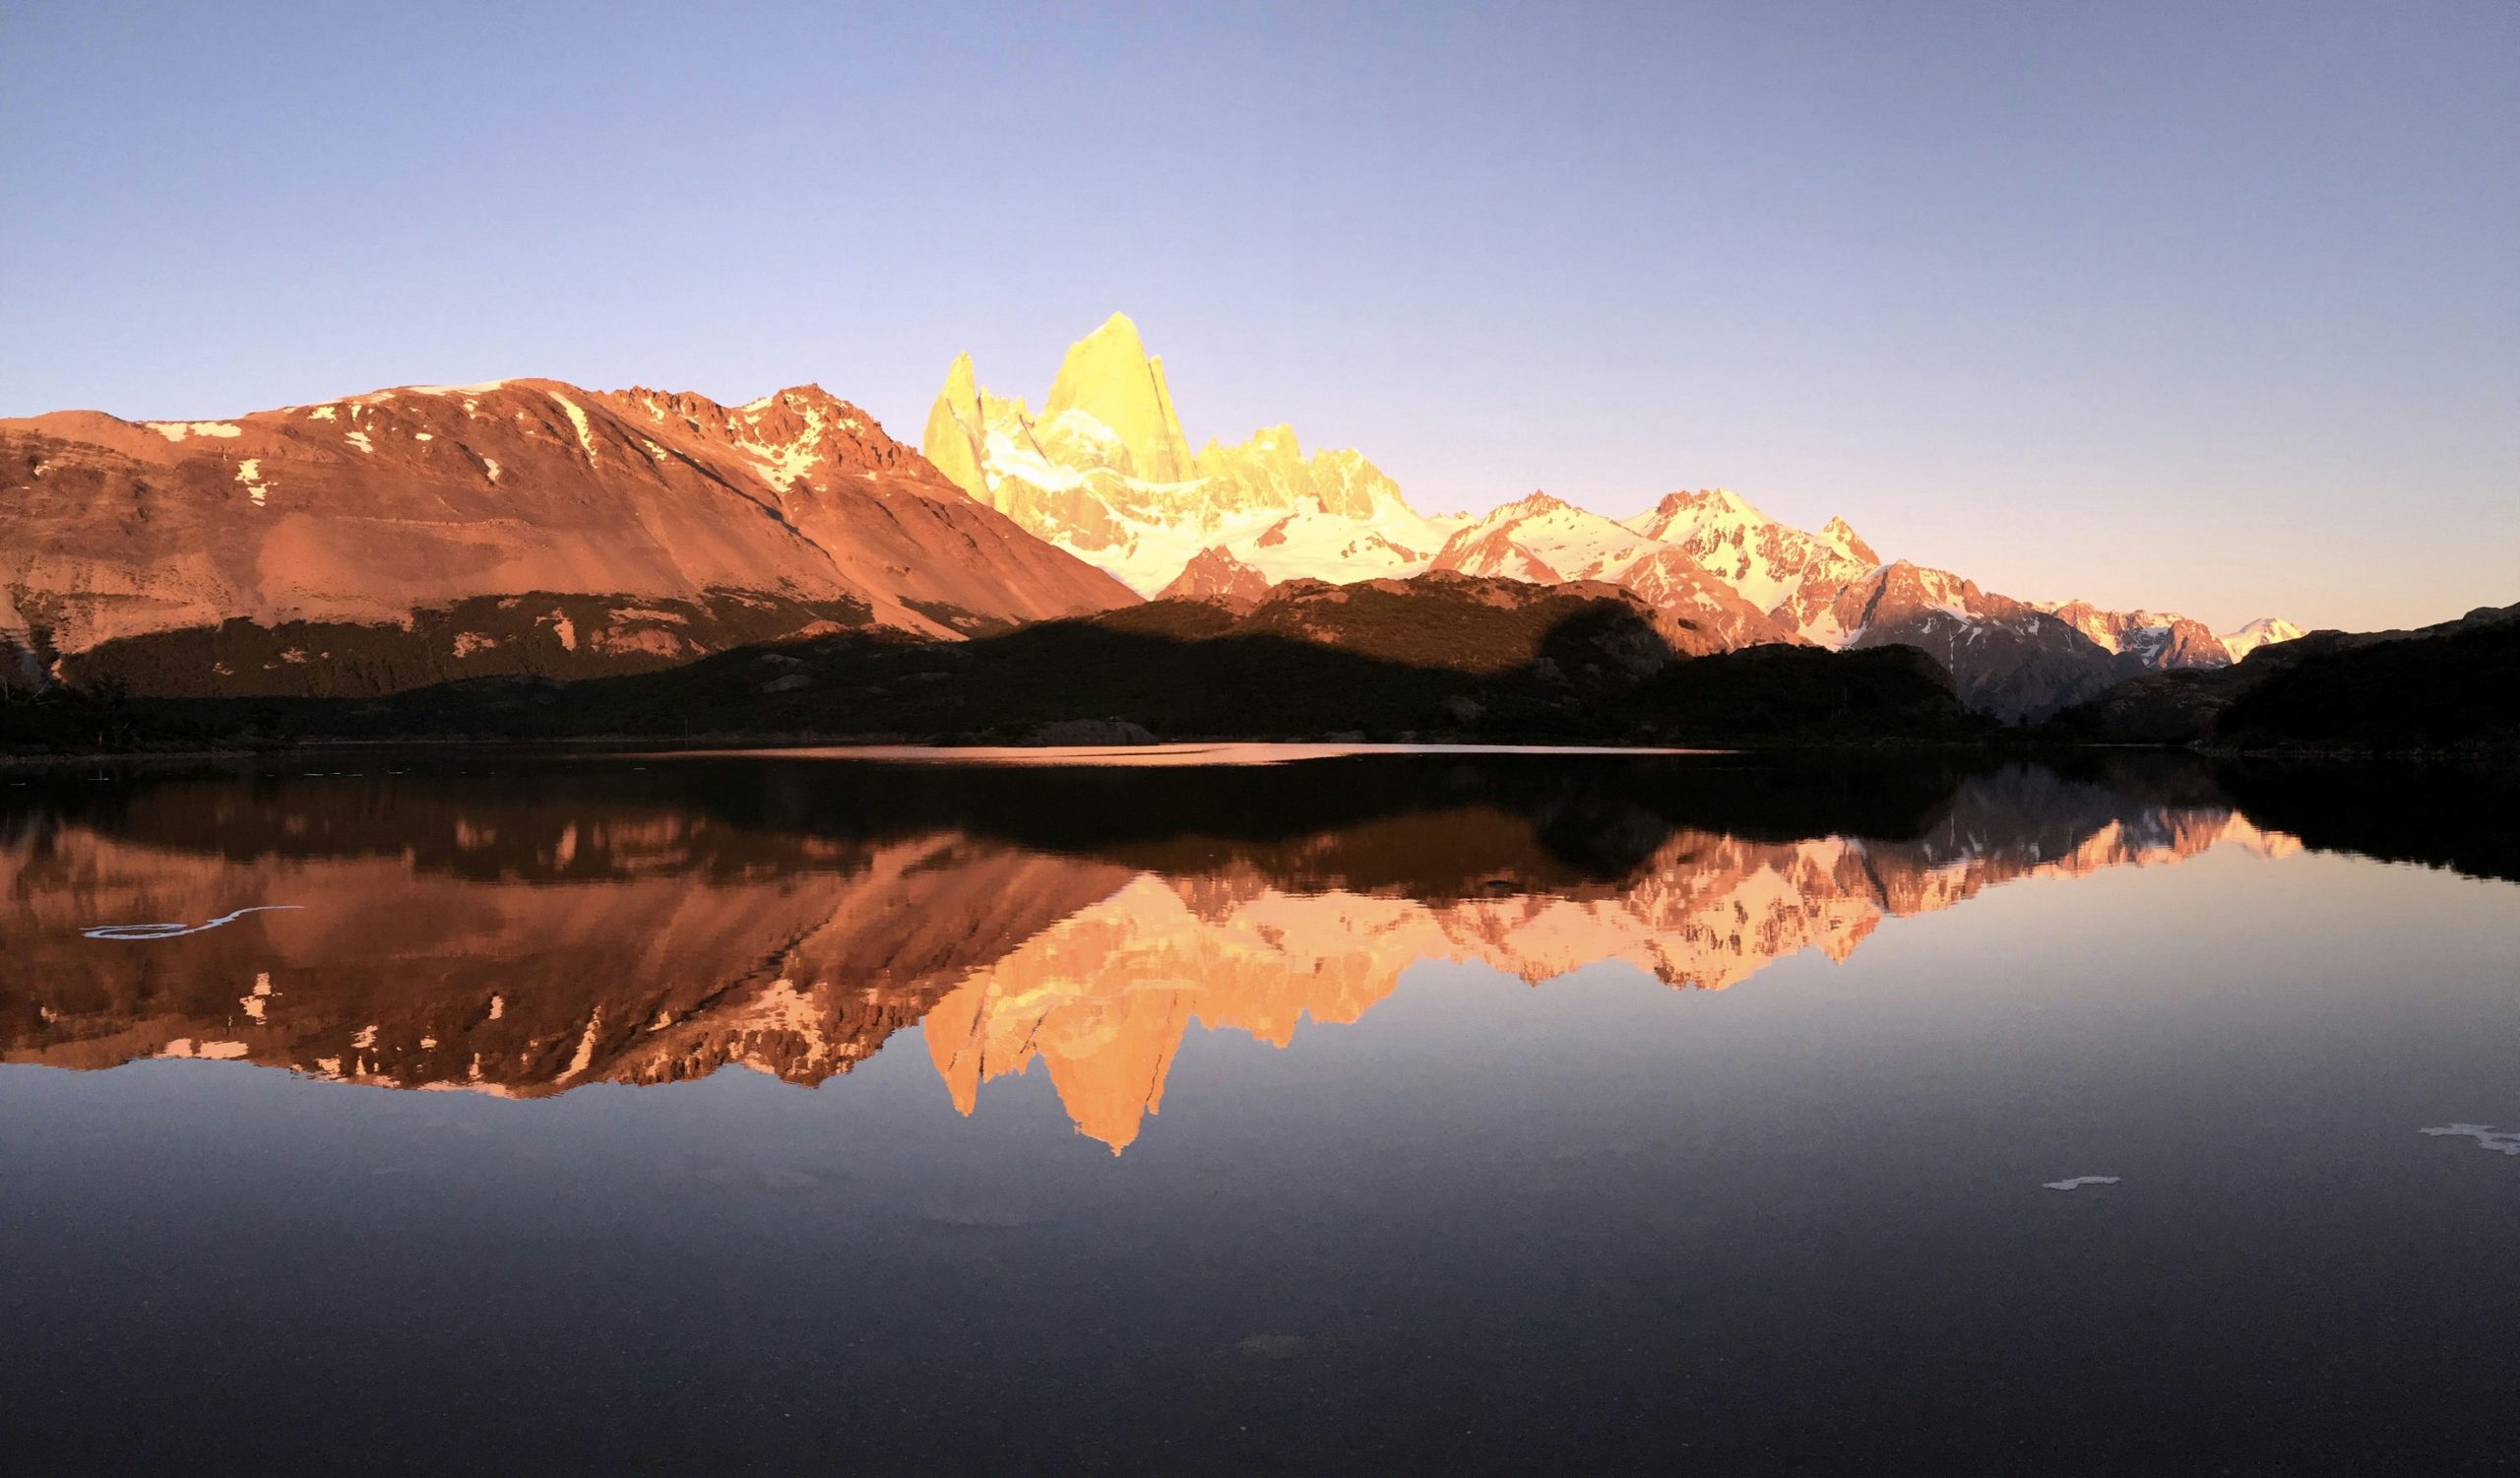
[{"xmin": 5, "ymin": 1, "xmax": 2513, "ymax": 630}]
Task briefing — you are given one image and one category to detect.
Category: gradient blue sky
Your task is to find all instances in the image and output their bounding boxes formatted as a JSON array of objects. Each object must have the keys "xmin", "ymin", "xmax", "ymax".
[{"xmin": 6, "ymin": 1, "xmax": 2513, "ymax": 630}]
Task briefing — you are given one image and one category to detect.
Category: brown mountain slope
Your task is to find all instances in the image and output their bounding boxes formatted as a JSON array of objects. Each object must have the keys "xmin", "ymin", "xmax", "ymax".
[
  {"xmin": 1830, "ymin": 561, "xmax": 2124, "ymax": 722},
  {"xmin": 2038, "ymin": 600, "xmax": 2230, "ymax": 671},
  {"xmin": 1155, "ymin": 545, "xmax": 1272, "ymax": 604},
  {"xmin": 0, "ymin": 380, "xmax": 1136, "ymax": 695}
]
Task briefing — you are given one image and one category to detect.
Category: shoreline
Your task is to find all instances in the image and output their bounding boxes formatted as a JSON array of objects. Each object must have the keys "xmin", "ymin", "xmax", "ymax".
[{"xmin": 6, "ymin": 731, "xmax": 2508, "ymax": 773}]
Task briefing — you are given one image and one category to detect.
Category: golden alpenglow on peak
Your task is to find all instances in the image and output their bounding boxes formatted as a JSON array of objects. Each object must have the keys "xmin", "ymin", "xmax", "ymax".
[
  {"xmin": 1040, "ymin": 312, "xmax": 1194, "ymax": 482},
  {"xmin": 919, "ymin": 352, "xmax": 989, "ymax": 498},
  {"xmin": 1191, "ymin": 424, "xmax": 1403, "ymax": 521},
  {"xmin": 920, "ymin": 312, "xmax": 1461, "ymax": 595}
]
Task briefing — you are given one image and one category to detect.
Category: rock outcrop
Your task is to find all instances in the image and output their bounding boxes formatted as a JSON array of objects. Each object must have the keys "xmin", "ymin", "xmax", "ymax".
[{"xmin": 1156, "ymin": 546, "xmax": 1272, "ymax": 604}]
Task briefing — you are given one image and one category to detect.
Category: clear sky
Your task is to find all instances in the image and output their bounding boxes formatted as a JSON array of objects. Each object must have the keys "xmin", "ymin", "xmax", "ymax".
[{"xmin": 6, "ymin": 1, "xmax": 2513, "ymax": 631}]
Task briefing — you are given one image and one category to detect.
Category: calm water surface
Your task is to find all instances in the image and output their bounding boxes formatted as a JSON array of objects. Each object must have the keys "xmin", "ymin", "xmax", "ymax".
[{"xmin": 3, "ymin": 749, "xmax": 2516, "ymax": 1475}]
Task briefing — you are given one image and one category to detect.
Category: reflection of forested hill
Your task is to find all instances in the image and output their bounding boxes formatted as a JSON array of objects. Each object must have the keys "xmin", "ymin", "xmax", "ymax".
[{"xmin": 2215, "ymin": 762, "xmax": 2520, "ymax": 885}]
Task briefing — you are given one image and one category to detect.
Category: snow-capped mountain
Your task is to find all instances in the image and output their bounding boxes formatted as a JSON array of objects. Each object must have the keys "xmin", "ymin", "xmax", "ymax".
[
  {"xmin": 1428, "ymin": 492, "xmax": 1797, "ymax": 652},
  {"xmin": 1623, "ymin": 488, "xmax": 1879, "ymax": 643},
  {"xmin": 922, "ymin": 313, "xmax": 1461, "ymax": 595},
  {"xmin": 1, "ymin": 305, "xmax": 2304, "ymax": 722},
  {"xmin": 2219, "ymin": 616, "xmax": 2306, "ymax": 663},
  {"xmin": 2037, "ymin": 601, "xmax": 2231, "ymax": 671},
  {"xmin": 917, "ymin": 313, "xmax": 2300, "ymax": 717},
  {"xmin": 1828, "ymin": 563, "xmax": 2137, "ymax": 721}
]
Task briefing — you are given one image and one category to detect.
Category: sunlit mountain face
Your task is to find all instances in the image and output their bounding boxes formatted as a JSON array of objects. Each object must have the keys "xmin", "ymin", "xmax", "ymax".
[{"xmin": 0, "ymin": 749, "xmax": 2436, "ymax": 1152}]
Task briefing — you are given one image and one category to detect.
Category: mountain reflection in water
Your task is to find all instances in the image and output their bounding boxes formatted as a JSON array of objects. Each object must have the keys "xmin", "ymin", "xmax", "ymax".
[{"xmin": 0, "ymin": 749, "xmax": 2449, "ymax": 1151}]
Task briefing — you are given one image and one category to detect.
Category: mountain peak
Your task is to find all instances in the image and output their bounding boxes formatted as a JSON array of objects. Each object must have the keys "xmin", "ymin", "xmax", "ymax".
[
  {"xmin": 917, "ymin": 318, "xmax": 1446, "ymax": 593},
  {"xmin": 1088, "ymin": 310, "xmax": 1144, "ymax": 344},
  {"xmin": 1041, "ymin": 312, "xmax": 1193, "ymax": 482},
  {"xmin": 1648, "ymin": 486, "xmax": 1759, "ymax": 518},
  {"xmin": 2219, "ymin": 615, "xmax": 2304, "ymax": 662},
  {"xmin": 1155, "ymin": 545, "xmax": 1272, "ymax": 605},
  {"xmin": 1818, "ymin": 515, "xmax": 1878, "ymax": 565},
  {"xmin": 920, "ymin": 354, "xmax": 991, "ymax": 497}
]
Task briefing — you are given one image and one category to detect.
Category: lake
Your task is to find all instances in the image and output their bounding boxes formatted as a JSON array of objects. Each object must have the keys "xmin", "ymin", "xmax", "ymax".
[{"xmin": 4, "ymin": 747, "xmax": 2516, "ymax": 1474}]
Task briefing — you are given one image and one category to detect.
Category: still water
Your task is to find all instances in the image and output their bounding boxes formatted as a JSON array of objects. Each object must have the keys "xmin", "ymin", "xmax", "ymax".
[{"xmin": 4, "ymin": 749, "xmax": 2516, "ymax": 1474}]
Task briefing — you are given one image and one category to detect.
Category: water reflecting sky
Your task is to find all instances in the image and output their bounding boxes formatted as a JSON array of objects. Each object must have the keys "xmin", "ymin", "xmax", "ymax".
[{"xmin": 4, "ymin": 750, "xmax": 2515, "ymax": 1473}]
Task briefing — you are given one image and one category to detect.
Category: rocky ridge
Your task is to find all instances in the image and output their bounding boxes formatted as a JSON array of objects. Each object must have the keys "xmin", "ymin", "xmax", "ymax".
[{"xmin": 1, "ymin": 378, "xmax": 1136, "ymax": 696}]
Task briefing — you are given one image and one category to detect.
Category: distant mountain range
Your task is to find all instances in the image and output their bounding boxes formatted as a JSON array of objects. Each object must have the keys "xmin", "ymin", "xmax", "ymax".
[
  {"xmin": 0, "ymin": 311, "xmax": 2336, "ymax": 729},
  {"xmin": 921, "ymin": 314, "xmax": 2296, "ymax": 719},
  {"xmin": 2059, "ymin": 600, "xmax": 2519, "ymax": 750}
]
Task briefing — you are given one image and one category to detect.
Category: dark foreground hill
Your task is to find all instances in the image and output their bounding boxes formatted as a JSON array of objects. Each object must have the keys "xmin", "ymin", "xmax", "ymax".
[
  {"xmin": 4, "ymin": 572, "xmax": 1987, "ymax": 752},
  {"xmin": 2054, "ymin": 601, "xmax": 2520, "ymax": 754}
]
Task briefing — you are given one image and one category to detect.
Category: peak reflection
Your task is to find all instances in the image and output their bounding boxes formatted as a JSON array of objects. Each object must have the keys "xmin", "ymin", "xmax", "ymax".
[{"xmin": 0, "ymin": 753, "xmax": 2319, "ymax": 1149}]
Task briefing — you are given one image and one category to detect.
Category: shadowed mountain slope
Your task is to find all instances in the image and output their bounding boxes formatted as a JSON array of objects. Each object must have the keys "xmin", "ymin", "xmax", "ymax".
[{"xmin": 20, "ymin": 571, "xmax": 1984, "ymax": 749}]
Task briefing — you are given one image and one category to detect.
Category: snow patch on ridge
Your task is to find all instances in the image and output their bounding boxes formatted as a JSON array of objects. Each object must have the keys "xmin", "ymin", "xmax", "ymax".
[
  {"xmin": 548, "ymin": 392, "xmax": 598, "ymax": 462},
  {"xmin": 148, "ymin": 421, "xmax": 242, "ymax": 441},
  {"xmin": 730, "ymin": 394, "xmax": 832, "ymax": 492}
]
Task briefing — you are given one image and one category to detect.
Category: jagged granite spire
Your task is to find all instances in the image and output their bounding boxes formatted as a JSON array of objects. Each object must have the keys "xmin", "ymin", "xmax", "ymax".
[{"xmin": 1040, "ymin": 312, "xmax": 1195, "ymax": 482}]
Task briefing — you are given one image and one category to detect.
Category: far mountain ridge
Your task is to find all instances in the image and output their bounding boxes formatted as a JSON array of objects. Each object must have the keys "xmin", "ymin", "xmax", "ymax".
[
  {"xmin": 2219, "ymin": 615, "xmax": 2306, "ymax": 662},
  {"xmin": 919, "ymin": 313, "xmax": 2295, "ymax": 719},
  {"xmin": 2, "ymin": 317, "xmax": 2304, "ymax": 726},
  {"xmin": 2056, "ymin": 601, "xmax": 2520, "ymax": 750}
]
